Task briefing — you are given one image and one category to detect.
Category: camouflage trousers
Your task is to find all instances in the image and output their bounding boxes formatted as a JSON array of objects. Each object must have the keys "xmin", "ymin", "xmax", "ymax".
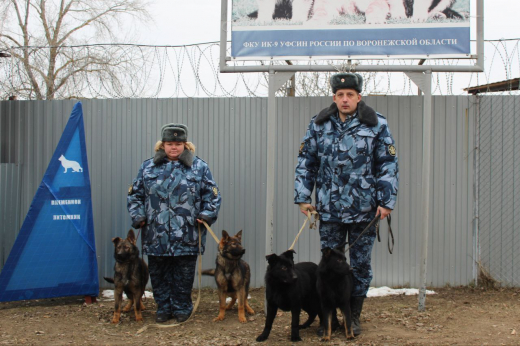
[
  {"xmin": 148, "ymin": 255, "xmax": 197, "ymax": 317},
  {"xmin": 319, "ymin": 221, "xmax": 377, "ymax": 297}
]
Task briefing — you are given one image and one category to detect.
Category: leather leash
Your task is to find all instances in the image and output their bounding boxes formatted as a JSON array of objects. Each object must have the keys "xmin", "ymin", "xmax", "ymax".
[
  {"xmin": 201, "ymin": 220, "xmax": 220, "ymax": 245},
  {"xmin": 288, "ymin": 211, "xmax": 394, "ymax": 254},
  {"xmin": 346, "ymin": 214, "xmax": 394, "ymax": 254},
  {"xmin": 289, "ymin": 210, "xmax": 319, "ymax": 250},
  {"xmin": 134, "ymin": 228, "xmax": 147, "ymax": 303},
  {"xmin": 376, "ymin": 214, "xmax": 395, "ymax": 254}
]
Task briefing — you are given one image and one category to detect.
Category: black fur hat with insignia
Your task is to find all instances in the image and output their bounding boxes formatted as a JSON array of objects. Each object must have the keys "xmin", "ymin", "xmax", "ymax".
[
  {"xmin": 330, "ymin": 73, "xmax": 363, "ymax": 94},
  {"xmin": 161, "ymin": 123, "xmax": 188, "ymax": 142}
]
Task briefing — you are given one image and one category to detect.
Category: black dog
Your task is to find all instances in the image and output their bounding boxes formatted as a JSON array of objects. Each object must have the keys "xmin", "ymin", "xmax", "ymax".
[
  {"xmin": 317, "ymin": 243, "xmax": 354, "ymax": 341},
  {"xmin": 104, "ymin": 229, "xmax": 149, "ymax": 323},
  {"xmin": 256, "ymin": 249, "xmax": 322, "ymax": 342}
]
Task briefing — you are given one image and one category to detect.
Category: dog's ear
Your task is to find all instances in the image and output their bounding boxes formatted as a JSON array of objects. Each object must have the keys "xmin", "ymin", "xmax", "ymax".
[
  {"xmin": 282, "ymin": 249, "xmax": 296, "ymax": 260},
  {"xmin": 112, "ymin": 237, "xmax": 122, "ymax": 245},
  {"xmin": 235, "ymin": 230, "xmax": 243, "ymax": 241},
  {"xmin": 266, "ymin": 253, "xmax": 278, "ymax": 265},
  {"xmin": 127, "ymin": 229, "xmax": 136, "ymax": 244},
  {"xmin": 321, "ymin": 247, "xmax": 332, "ymax": 258},
  {"xmin": 222, "ymin": 230, "xmax": 230, "ymax": 240},
  {"xmin": 335, "ymin": 241, "xmax": 347, "ymax": 253}
]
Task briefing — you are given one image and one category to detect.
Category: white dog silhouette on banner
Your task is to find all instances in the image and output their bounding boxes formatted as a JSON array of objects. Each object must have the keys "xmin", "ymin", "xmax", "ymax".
[{"xmin": 58, "ymin": 155, "xmax": 83, "ymax": 173}]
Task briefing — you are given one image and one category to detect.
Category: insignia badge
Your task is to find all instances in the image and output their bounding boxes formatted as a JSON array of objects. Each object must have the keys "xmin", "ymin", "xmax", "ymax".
[
  {"xmin": 388, "ymin": 145, "xmax": 396, "ymax": 156},
  {"xmin": 212, "ymin": 187, "xmax": 218, "ymax": 196},
  {"xmin": 128, "ymin": 185, "xmax": 133, "ymax": 195},
  {"xmin": 174, "ymin": 132, "xmax": 178, "ymax": 136},
  {"xmin": 341, "ymin": 78, "xmax": 345, "ymax": 82},
  {"xmin": 299, "ymin": 142, "xmax": 304, "ymax": 155}
]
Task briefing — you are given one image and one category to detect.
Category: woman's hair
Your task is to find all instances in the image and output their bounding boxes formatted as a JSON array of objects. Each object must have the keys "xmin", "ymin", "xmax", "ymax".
[{"xmin": 155, "ymin": 140, "xmax": 196, "ymax": 153}]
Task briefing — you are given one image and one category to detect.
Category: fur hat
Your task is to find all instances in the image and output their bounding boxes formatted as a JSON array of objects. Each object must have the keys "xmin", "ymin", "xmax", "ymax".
[
  {"xmin": 161, "ymin": 123, "xmax": 188, "ymax": 142},
  {"xmin": 330, "ymin": 73, "xmax": 363, "ymax": 93}
]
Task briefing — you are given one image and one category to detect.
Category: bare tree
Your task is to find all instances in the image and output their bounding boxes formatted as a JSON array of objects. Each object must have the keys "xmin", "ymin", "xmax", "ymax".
[
  {"xmin": 0, "ymin": 1, "xmax": 8, "ymax": 35},
  {"xmin": 0, "ymin": 0, "xmax": 151, "ymax": 99}
]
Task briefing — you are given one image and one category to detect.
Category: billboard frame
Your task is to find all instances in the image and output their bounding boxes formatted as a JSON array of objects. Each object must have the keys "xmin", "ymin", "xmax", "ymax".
[{"xmin": 220, "ymin": 0, "xmax": 484, "ymax": 73}]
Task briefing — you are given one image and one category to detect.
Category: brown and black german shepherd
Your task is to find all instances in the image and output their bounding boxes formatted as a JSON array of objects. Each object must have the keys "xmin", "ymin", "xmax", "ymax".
[
  {"xmin": 202, "ymin": 230, "xmax": 255, "ymax": 323},
  {"xmin": 104, "ymin": 229, "xmax": 149, "ymax": 324}
]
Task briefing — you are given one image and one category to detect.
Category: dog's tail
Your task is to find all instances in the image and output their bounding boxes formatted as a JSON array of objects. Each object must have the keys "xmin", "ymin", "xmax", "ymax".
[
  {"xmin": 201, "ymin": 269, "xmax": 215, "ymax": 276},
  {"xmin": 103, "ymin": 276, "xmax": 115, "ymax": 284}
]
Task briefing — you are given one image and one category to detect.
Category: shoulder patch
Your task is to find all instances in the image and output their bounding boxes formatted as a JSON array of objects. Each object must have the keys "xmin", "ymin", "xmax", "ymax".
[
  {"xmin": 212, "ymin": 187, "xmax": 218, "ymax": 197},
  {"xmin": 128, "ymin": 184, "xmax": 134, "ymax": 195},
  {"xmin": 299, "ymin": 142, "xmax": 304, "ymax": 155},
  {"xmin": 388, "ymin": 144, "xmax": 396, "ymax": 156}
]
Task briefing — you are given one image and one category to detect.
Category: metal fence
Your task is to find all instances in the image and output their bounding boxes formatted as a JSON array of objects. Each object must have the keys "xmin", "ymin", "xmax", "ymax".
[
  {"xmin": 478, "ymin": 96, "xmax": 520, "ymax": 287},
  {"xmin": 0, "ymin": 96, "xmax": 489, "ymax": 290}
]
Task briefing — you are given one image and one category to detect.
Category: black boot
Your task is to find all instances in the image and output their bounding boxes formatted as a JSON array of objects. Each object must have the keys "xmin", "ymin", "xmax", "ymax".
[{"xmin": 350, "ymin": 296, "xmax": 365, "ymax": 336}]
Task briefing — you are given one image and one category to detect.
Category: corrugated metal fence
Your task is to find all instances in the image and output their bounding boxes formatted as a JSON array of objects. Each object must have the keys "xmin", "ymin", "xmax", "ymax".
[
  {"xmin": 478, "ymin": 96, "xmax": 520, "ymax": 287},
  {"xmin": 0, "ymin": 96, "xmax": 488, "ymax": 289}
]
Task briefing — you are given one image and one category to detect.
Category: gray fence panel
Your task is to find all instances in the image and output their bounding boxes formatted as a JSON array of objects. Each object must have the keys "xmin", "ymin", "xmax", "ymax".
[
  {"xmin": 479, "ymin": 96, "xmax": 520, "ymax": 287},
  {"xmin": 1, "ymin": 96, "xmax": 481, "ymax": 291},
  {"xmin": 0, "ymin": 164, "xmax": 21, "ymax": 267}
]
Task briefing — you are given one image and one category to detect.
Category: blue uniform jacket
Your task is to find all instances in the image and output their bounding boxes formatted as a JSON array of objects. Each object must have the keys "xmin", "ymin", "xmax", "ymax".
[
  {"xmin": 295, "ymin": 101, "xmax": 399, "ymax": 223},
  {"xmin": 128, "ymin": 149, "xmax": 221, "ymax": 256}
]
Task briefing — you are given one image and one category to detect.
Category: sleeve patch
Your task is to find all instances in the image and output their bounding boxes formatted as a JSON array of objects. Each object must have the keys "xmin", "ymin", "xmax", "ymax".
[
  {"xmin": 299, "ymin": 142, "xmax": 304, "ymax": 155},
  {"xmin": 212, "ymin": 187, "xmax": 218, "ymax": 196},
  {"xmin": 128, "ymin": 184, "xmax": 134, "ymax": 195},
  {"xmin": 388, "ymin": 144, "xmax": 396, "ymax": 156}
]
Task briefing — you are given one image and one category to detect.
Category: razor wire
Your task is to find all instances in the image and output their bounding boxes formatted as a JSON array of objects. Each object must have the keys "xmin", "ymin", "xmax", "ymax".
[{"xmin": 0, "ymin": 39, "xmax": 519, "ymax": 99}]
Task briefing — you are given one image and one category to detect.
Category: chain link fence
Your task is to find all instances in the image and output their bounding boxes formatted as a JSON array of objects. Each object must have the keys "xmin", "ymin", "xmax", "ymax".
[{"xmin": 478, "ymin": 95, "xmax": 520, "ymax": 287}]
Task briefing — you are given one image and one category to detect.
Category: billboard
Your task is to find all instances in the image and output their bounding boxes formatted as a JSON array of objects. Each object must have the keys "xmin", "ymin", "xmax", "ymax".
[{"xmin": 231, "ymin": 0, "xmax": 470, "ymax": 59}]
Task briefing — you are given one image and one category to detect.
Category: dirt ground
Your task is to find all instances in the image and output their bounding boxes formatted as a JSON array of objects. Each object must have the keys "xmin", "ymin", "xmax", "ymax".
[{"xmin": 1, "ymin": 286, "xmax": 519, "ymax": 345}]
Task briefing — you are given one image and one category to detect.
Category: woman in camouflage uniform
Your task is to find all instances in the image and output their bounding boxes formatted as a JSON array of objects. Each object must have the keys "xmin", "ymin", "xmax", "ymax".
[{"xmin": 128, "ymin": 123, "xmax": 221, "ymax": 323}]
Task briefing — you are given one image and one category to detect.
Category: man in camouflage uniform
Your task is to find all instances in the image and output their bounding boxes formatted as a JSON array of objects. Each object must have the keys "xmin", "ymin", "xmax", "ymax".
[
  {"xmin": 294, "ymin": 73, "xmax": 399, "ymax": 336},
  {"xmin": 128, "ymin": 123, "xmax": 221, "ymax": 323}
]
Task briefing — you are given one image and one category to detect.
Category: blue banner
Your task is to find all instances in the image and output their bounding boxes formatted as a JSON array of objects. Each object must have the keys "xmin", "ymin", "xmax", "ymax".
[
  {"xmin": 232, "ymin": 27, "xmax": 470, "ymax": 58},
  {"xmin": 0, "ymin": 102, "xmax": 99, "ymax": 302}
]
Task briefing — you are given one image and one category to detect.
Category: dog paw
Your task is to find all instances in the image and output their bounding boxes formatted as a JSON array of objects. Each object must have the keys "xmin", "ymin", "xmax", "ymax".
[
  {"xmin": 321, "ymin": 336, "xmax": 331, "ymax": 342},
  {"xmin": 256, "ymin": 334, "xmax": 268, "ymax": 342},
  {"xmin": 290, "ymin": 336, "xmax": 303, "ymax": 342},
  {"xmin": 238, "ymin": 317, "xmax": 247, "ymax": 323},
  {"xmin": 111, "ymin": 318, "xmax": 120, "ymax": 324},
  {"xmin": 316, "ymin": 327, "xmax": 324, "ymax": 337},
  {"xmin": 213, "ymin": 316, "xmax": 225, "ymax": 322}
]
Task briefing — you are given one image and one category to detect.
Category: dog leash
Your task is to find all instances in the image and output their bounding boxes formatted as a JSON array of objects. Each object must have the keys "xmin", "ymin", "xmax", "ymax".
[
  {"xmin": 288, "ymin": 210, "xmax": 319, "ymax": 250},
  {"xmin": 376, "ymin": 214, "xmax": 395, "ymax": 254},
  {"xmin": 136, "ymin": 223, "xmax": 206, "ymax": 334},
  {"xmin": 346, "ymin": 214, "xmax": 394, "ymax": 254},
  {"xmin": 201, "ymin": 220, "xmax": 220, "ymax": 245},
  {"xmin": 133, "ymin": 228, "xmax": 147, "ymax": 303}
]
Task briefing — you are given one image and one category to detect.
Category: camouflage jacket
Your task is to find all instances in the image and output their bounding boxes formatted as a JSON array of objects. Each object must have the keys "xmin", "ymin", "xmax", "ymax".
[
  {"xmin": 294, "ymin": 101, "xmax": 399, "ymax": 223},
  {"xmin": 127, "ymin": 149, "xmax": 221, "ymax": 256}
]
